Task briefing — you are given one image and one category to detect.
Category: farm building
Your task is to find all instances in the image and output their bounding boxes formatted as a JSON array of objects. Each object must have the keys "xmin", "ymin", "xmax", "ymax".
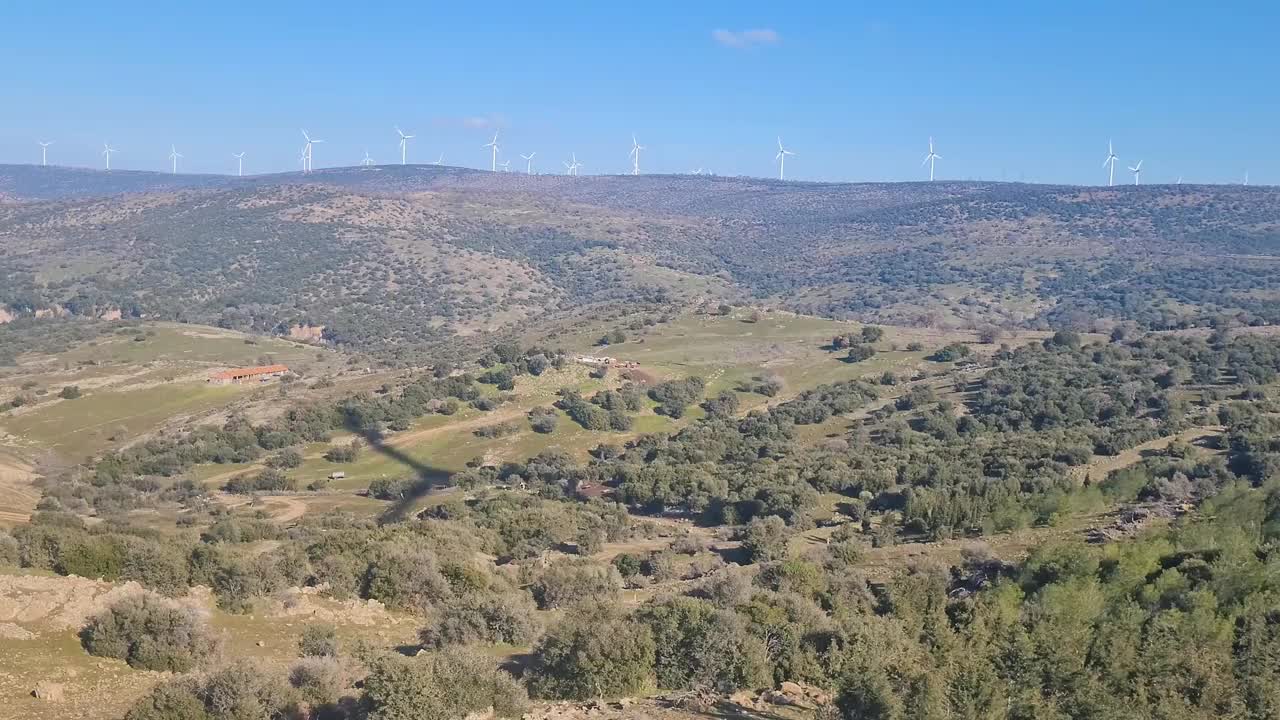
[{"xmin": 208, "ymin": 364, "xmax": 290, "ymax": 385}]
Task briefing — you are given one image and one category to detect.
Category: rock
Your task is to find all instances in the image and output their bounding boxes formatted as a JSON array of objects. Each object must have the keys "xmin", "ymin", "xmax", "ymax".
[
  {"xmin": 780, "ymin": 681, "xmax": 805, "ymax": 696},
  {"xmin": 256, "ymin": 640, "xmax": 265, "ymax": 647},
  {"xmin": 32, "ymin": 682, "xmax": 64, "ymax": 702}
]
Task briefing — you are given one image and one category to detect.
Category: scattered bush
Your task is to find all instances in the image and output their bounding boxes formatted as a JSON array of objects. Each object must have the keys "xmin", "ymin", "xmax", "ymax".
[
  {"xmin": 80, "ymin": 593, "xmax": 219, "ymax": 672},
  {"xmin": 419, "ymin": 593, "xmax": 542, "ymax": 649},
  {"xmin": 531, "ymin": 559, "xmax": 623, "ymax": 609},
  {"xmin": 361, "ymin": 648, "xmax": 528, "ymax": 720}
]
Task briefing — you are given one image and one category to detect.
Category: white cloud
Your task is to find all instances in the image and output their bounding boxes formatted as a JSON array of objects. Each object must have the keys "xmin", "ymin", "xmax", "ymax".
[{"xmin": 711, "ymin": 28, "xmax": 780, "ymax": 49}]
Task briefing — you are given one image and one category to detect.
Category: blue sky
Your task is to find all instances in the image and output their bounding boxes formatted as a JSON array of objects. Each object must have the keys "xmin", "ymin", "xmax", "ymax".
[{"xmin": 2, "ymin": 1, "xmax": 1275, "ymax": 184}]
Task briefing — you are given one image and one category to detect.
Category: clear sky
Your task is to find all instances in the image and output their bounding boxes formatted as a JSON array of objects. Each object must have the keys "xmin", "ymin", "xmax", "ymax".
[{"xmin": 3, "ymin": 1, "xmax": 1276, "ymax": 184}]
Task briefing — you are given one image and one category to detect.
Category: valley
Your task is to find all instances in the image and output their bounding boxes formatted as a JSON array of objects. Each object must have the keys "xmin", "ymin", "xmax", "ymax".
[{"xmin": 0, "ymin": 167, "xmax": 1278, "ymax": 720}]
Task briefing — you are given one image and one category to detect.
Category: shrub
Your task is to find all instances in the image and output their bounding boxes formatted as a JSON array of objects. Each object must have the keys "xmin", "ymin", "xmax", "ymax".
[
  {"xmin": 266, "ymin": 449, "xmax": 304, "ymax": 469},
  {"xmin": 846, "ymin": 344, "xmax": 876, "ymax": 363},
  {"xmin": 474, "ymin": 421, "xmax": 519, "ymax": 438},
  {"xmin": 360, "ymin": 648, "xmax": 528, "ymax": 720},
  {"xmin": 290, "ymin": 655, "xmax": 353, "ymax": 708},
  {"xmin": 81, "ymin": 593, "xmax": 219, "ymax": 672},
  {"xmin": 299, "ymin": 623, "xmax": 339, "ymax": 657},
  {"xmin": 531, "ymin": 559, "xmax": 623, "ymax": 609},
  {"xmin": 126, "ymin": 660, "xmax": 297, "ymax": 720},
  {"xmin": 419, "ymin": 593, "xmax": 542, "ymax": 649},
  {"xmin": 529, "ymin": 407, "xmax": 559, "ymax": 434},
  {"xmin": 930, "ymin": 343, "xmax": 972, "ymax": 362},
  {"xmin": 526, "ymin": 605, "xmax": 655, "ymax": 700},
  {"xmin": 324, "ymin": 440, "xmax": 362, "ymax": 463},
  {"xmin": 0, "ymin": 531, "xmax": 17, "ymax": 566},
  {"xmin": 364, "ymin": 543, "xmax": 451, "ymax": 612},
  {"xmin": 59, "ymin": 385, "xmax": 82, "ymax": 399},
  {"xmin": 636, "ymin": 596, "xmax": 769, "ymax": 692},
  {"xmin": 740, "ymin": 516, "xmax": 790, "ymax": 563},
  {"xmin": 611, "ymin": 553, "xmax": 644, "ymax": 578}
]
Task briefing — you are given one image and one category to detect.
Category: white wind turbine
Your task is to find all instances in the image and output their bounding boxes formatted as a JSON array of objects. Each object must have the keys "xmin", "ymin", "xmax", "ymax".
[
  {"xmin": 301, "ymin": 129, "xmax": 324, "ymax": 172},
  {"xmin": 395, "ymin": 126, "xmax": 414, "ymax": 165},
  {"xmin": 629, "ymin": 134, "xmax": 645, "ymax": 175},
  {"xmin": 1244, "ymin": 171, "xmax": 1250, "ymax": 186},
  {"xmin": 361, "ymin": 150, "xmax": 374, "ymax": 167},
  {"xmin": 37, "ymin": 141, "xmax": 54, "ymax": 166},
  {"xmin": 775, "ymin": 137, "xmax": 794, "ymax": 180},
  {"xmin": 1102, "ymin": 139, "xmax": 1119, "ymax": 186},
  {"xmin": 520, "ymin": 152, "xmax": 537, "ymax": 174},
  {"xmin": 923, "ymin": 137, "xmax": 941, "ymax": 181},
  {"xmin": 1128, "ymin": 159, "xmax": 1143, "ymax": 185},
  {"xmin": 102, "ymin": 143, "xmax": 118, "ymax": 170},
  {"xmin": 434, "ymin": 153, "xmax": 444, "ymax": 166},
  {"xmin": 483, "ymin": 131, "xmax": 500, "ymax": 172},
  {"xmin": 233, "ymin": 152, "xmax": 245, "ymax": 177},
  {"xmin": 563, "ymin": 153, "xmax": 582, "ymax": 176},
  {"xmin": 499, "ymin": 159, "xmax": 511, "ymax": 172},
  {"xmin": 168, "ymin": 144, "xmax": 183, "ymax": 174}
]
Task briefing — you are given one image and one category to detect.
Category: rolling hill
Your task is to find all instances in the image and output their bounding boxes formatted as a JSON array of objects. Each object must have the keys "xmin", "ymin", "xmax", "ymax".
[{"xmin": 2, "ymin": 164, "xmax": 1279, "ymax": 364}]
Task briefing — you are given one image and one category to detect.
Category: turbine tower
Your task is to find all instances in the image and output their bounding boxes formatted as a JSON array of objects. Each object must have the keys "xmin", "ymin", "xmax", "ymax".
[
  {"xmin": 1244, "ymin": 171, "xmax": 1250, "ymax": 186},
  {"xmin": 361, "ymin": 150, "xmax": 374, "ymax": 167},
  {"xmin": 775, "ymin": 137, "xmax": 794, "ymax": 180},
  {"xmin": 301, "ymin": 129, "xmax": 324, "ymax": 172},
  {"xmin": 168, "ymin": 145, "xmax": 183, "ymax": 174},
  {"xmin": 499, "ymin": 159, "xmax": 511, "ymax": 172},
  {"xmin": 629, "ymin": 134, "xmax": 645, "ymax": 175},
  {"xmin": 434, "ymin": 153, "xmax": 444, "ymax": 166},
  {"xmin": 563, "ymin": 153, "xmax": 582, "ymax": 176},
  {"xmin": 37, "ymin": 141, "xmax": 53, "ymax": 166},
  {"xmin": 483, "ymin": 131, "xmax": 500, "ymax": 172},
  {"xmin": 1102, "ymin": 139, "xmax": 1119, "ymax": 187},
  {"xmin": 1128, "ymin": 160, "xmax": 1143, "ymax": 185},
  {"xmin": 923, "ymin": 137, "xmax": 941, "ymax": 181},
  {"xmin": 395, "ymin": 126, "xmax": 414, "ymax": 165},
  {"xmin": 520, "ymin": 152, "xmax": 537, "ymax": 174},
  {"xmin": 102, "ymin": 143, "xmax": 118, "ymax": 170},
  {"xmin": 233, "ymin": 152, "xmax": 245, "ymax": 177}
]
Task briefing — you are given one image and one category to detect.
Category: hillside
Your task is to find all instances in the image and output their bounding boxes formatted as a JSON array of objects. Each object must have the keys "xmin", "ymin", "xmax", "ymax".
[{"xmin": 2, "ymin": 164, "xmax": 1279, "ymax": 365}]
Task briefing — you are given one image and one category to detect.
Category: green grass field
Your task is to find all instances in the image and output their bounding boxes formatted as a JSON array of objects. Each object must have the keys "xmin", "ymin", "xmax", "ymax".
[{"xmin": 2, "ymin": 382, "xmax": 245, "ymax": 459}]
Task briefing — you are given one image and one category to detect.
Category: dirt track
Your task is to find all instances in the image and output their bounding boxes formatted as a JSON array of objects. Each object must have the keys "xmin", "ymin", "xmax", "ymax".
[{"xmin": 0, "ymin": 450, "xmax": 37, "ymax": 526}]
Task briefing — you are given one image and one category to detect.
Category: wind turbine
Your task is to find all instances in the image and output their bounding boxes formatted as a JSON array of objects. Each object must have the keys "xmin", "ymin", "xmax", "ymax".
[
  {"xmin": 691, "ymin": 168, "xmax": 703, "ymax": 175},
  {"xmin": 563, "ymin": 153, "xmax": 582, "ymax": 176},
  {"xmin": 434, "ymin": 153, "xmax": 444, "ymax": 166},
  {"xmin": 483, "ymin": 131, "xmax": 500, "ymax": 172},
  {"xmin": 629, "ymin": 134, "xmax": 645, "ymax": 175},
  {"xmin": 102, "ymin": 143, "xmax": 118, "ymax": 170},
  {"xmin": 301, "ymin": 129, "xmax": 323, "ymax": 172},
  {"xmin": 922, "ymin": 137, "xmax": 941, "ymax": 181},
  {"xmin": 499, "ymin": 159, "xmax": 511, "ymax": 172},
  {"xmin": 361, "ymin": 150, "xmax": 374, "ymax": 167},
  {"xmin": 233, "ymin": 152, "xmax": 245, "ymax": 177},
  {"xmin": 37, "ymin": 141, "xmax": 53, "ymax": 166},
  {"xmin": 1128, "ymin": 160, "xmax": 1143, "ymax": 185},
  {"xmin": 168, "ymin": 145, "xmax": 183, "ymax": 174},
  {"xmin": 1102, "ymin": 139, "xmax": 1119, "ymax": 186},
  {"xmin": 520, "ymin": 152, "xmax": 537, "ymax": 174},
  {"xmin": 775, "ymin": 137, "xmax": 794, "ymax": 180},
  {"xmin": 395, "ymin": 126, "xmax": 414, "ymax": 165},
  {"xmin": 1244, "ymin": 171, "xmax": 1250, "ymax": 186}
]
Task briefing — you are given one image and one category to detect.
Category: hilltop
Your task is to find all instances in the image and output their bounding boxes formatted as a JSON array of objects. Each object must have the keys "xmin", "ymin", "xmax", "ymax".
[{"xmin": 1, "ymin": 164, "xmax": 1279, "ymax": 365}]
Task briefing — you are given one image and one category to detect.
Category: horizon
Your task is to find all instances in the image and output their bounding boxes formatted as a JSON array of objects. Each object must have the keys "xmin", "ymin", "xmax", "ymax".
[
  {"xmin": 0, "ymin": 160, "xmax": 1268, "ymax": 189},
  {"xmin": 3, "ymin": 2, "xmax": 1276, "ymax": 185}
]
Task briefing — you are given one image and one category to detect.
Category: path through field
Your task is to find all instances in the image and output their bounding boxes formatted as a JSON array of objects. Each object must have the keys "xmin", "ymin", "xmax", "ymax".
[{"xmin": 0, "ymin": 449, "xmax": 37, "ymax": 526}]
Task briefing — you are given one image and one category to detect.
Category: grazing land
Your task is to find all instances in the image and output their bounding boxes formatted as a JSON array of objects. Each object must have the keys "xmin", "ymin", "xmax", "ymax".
[{"xmin": 1, "ymin": 166, "xmax": 1280, "ymax": 720}]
